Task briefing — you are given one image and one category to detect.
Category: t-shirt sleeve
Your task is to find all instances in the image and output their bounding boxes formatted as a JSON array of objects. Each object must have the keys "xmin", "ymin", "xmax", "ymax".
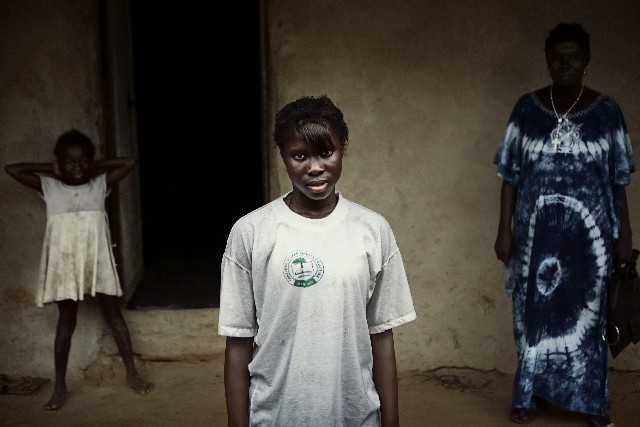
[
  {"xmin": 218, "ymin": 225, "xmax": 257, "ymax": 337},
  {"xmin": 366, "ymin": 226, "xmax": 416, "ymax": 334}
]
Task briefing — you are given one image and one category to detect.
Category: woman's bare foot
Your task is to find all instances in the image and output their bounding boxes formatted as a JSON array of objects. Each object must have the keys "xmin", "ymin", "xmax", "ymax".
[
  {"xmin": 127, "ymin": 374, "xmax": 154, "ymax": 395},
  {"xmin": 44, "ymin": 385, "xmax": 67, "ymax": 411}
]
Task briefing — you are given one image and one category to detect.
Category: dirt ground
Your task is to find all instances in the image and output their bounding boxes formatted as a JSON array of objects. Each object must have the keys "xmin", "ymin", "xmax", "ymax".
[{"xmin": 2, "ymin": 355, "xmax": 639, "ymax": 426}]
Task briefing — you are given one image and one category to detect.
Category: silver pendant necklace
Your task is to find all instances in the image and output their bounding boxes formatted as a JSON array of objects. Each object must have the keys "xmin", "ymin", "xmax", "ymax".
[{"xmin": 549, "ymin": 84, "xmax": 584, "ymax": 152}]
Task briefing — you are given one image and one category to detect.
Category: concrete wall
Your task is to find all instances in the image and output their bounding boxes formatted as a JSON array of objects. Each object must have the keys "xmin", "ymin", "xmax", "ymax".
[{"xmin": 1, "ymin": 0, "xmax": 639, "ymax": 383}]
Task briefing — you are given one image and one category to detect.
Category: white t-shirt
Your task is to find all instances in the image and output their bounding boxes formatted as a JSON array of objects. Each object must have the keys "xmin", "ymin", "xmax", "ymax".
[{"xmin": 219, "ymin": 193, "xmax": 416, "ymax": 426}]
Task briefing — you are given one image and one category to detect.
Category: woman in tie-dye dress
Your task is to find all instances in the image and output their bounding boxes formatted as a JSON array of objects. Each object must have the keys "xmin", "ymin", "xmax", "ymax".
[{"xmin": 493, "ymin": 23, "xmax": 635, "ymax": 427}]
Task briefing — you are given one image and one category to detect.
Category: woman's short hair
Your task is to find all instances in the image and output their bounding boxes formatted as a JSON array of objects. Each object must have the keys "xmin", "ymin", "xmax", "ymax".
[{"xmin": 544, "ymin": 23, "xmax": 590, "ymax": 59}]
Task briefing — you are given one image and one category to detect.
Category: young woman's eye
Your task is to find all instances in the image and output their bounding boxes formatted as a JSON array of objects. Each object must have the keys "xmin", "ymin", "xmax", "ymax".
[
  {"xmin": 322, "ymin": 150, "xmax": 334, "ymax": 157},
  {"xmin": 293, "ymin": 154, "xmax": 306, "ymax": 161}
]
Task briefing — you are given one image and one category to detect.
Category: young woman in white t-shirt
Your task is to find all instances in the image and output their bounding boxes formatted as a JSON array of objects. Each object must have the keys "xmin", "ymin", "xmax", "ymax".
[{"xmin": 220, "ymin": 95, "xmax": 416, "ymax": 427}]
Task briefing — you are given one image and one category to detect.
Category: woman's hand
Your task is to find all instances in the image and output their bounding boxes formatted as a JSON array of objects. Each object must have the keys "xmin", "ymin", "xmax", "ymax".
[
  {"xmin": 613, "ymin": 234, "xmax": 633, "ymax": 264},
  {"xmin": 494, "ymin": 228, "xmax": 513, "ymax": 264},
  {"xmin": 495, "ymin": 180, "xmax": 517, "ymax": 264},
  {"xmin": 614, "ymin": 188, "xmax": 634, "ymax": 264}
]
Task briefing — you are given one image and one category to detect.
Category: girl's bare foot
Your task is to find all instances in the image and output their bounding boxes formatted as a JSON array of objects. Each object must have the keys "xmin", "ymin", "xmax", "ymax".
[
  {"xmin": 127, "ymin": 374, "xmax": 154, "ymax": 395},
  {"xmin": 44, "ymin": 386, "xmax": 67, "ymax": 411}
]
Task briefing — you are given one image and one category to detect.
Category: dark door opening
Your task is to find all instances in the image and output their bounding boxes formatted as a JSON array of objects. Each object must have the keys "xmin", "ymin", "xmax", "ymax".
[{"xmin": 127, "ymin": 2, "xmax": 263, "ymax": 309}]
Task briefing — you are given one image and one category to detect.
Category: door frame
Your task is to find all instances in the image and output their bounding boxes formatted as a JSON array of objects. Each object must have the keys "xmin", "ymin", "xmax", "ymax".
[{"xmin": 99, "ymin": 0, "xmax": 144, "ymax": 303}]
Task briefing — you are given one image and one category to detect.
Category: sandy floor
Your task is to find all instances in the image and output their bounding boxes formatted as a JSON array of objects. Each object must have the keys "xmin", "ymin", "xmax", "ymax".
[{"xmin": 2, "ymin": 356, "xmax": 639, "ymax": 426}]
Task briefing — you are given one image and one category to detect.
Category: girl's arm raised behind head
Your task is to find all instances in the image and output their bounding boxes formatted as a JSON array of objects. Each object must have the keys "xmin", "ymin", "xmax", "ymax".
[
  {"xmin": 4, "ymin": 162, "xmax": 55, "ymax": 192},
  {"xmin": 92, "ymin": 157, "xmax": 137, "ymax": 187}
]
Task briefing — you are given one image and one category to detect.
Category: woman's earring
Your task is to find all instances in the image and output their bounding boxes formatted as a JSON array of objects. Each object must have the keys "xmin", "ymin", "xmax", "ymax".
[{"xmin": 583, "ymin": 66, "xmax": 589, "ymax": 76}]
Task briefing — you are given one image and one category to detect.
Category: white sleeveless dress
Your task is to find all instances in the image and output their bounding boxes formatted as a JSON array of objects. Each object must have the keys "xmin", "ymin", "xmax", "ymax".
[{"xmin": 36, "ymin": 174, "xmax": 122, "ymax": 307}]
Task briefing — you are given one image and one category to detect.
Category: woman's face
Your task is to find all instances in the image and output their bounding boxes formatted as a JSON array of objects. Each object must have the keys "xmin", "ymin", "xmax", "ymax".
[
  {"xmin": 546, "ymin": 40, "xmax": 589, "ymax": 88},
  {"xmin": 280, "ymin": 133, "xmax": 343, "ymax": 203}
]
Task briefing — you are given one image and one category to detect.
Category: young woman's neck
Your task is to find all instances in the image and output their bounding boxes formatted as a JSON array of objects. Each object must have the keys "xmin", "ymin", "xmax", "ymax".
[{"xmin": 286, "ymin": 192, "xmax": 339, "ymax": 219}]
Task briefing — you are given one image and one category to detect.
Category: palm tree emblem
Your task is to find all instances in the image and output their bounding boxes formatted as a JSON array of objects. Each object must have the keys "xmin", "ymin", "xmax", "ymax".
[{"xmin": 283, "ymin": 251, "xmax": 324, "ymax": 288}]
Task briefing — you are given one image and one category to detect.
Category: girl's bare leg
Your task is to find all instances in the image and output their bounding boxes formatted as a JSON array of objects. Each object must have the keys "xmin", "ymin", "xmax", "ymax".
[
  {"xmin": 97, "ymin": 293, "xmax": 154, "ymax": 394},
  {"xmin": 45, "ymin": 299, "xmax": 78, "ymax": 410}
]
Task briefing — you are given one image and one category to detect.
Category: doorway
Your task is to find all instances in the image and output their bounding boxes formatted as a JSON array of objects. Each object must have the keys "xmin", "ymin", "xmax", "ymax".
[{"xmin": 126, "ymin": 2, "xmax": 263, "ymax": 309}]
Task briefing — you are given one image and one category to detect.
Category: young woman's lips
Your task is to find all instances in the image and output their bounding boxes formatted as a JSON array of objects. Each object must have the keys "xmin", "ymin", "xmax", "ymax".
[{"xmin": 307, "ymin": 181, "xmax": 328, "ymax": 193}]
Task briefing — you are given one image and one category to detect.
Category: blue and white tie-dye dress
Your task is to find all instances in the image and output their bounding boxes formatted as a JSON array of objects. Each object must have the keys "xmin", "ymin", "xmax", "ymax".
[{"xmin": 493, "ymin": 93, "xmax": 635, "ymax": 416}]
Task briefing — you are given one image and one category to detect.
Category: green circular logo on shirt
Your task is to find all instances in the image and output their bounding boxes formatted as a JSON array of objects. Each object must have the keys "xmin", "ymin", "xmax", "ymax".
[{"xmin": 283, "ymin": 250, "xmax": 324, "ymax": 288}]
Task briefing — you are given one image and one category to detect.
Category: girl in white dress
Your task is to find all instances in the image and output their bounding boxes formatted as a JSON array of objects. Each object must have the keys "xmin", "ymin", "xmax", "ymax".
[{"xmin": 5, "ymin": 129, "xmax": 153, "ymax": 410}]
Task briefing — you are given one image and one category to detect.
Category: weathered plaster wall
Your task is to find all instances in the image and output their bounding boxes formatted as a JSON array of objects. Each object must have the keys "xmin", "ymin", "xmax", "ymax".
[{"xmin": 263, "ymin": 0, "xmax": 640, "ymax": 372}]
